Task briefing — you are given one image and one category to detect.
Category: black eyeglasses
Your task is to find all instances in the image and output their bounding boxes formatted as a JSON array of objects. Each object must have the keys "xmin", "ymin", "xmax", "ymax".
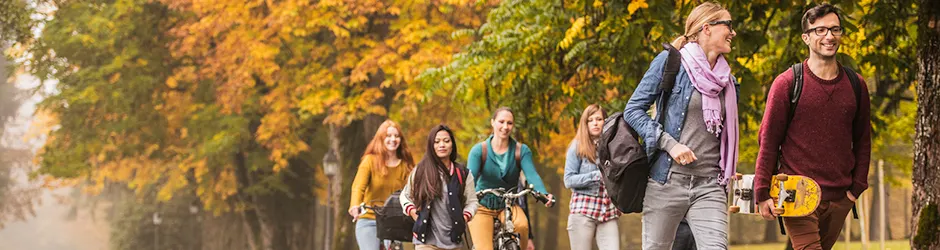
[
  {"xmin": 708, "ymin": 20, "xmax": 733, "ymax": 31},
  {"xmin": 804, "ymin": 26, "xmax": 844, "ymax": 36}
]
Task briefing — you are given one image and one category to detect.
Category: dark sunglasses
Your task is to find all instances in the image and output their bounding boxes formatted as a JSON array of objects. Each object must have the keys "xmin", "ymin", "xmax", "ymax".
[{"xmin": 708, "ymin": 20, "xmax": 733, "ymax": 31}]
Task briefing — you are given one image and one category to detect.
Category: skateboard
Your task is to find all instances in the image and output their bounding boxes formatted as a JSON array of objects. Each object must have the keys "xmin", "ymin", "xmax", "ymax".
[{"xmin": 729, "ymin": 173, "xmax": 821, "ymax": 217}]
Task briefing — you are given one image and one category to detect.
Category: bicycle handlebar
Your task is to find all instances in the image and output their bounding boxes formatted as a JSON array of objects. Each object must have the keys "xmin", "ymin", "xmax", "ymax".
[
  {"xmin": 476, "ymin": 185, "xmax": 556, "ymax": 208},
  {"xmin": 357, "ymin": 202, "xmax": 375, "ymax": 216}
]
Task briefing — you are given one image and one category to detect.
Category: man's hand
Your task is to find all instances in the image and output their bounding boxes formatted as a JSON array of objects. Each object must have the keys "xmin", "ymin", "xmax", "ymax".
[
  {"xmin": 846, "ymin": 191, "xmax": 857, "ymax": 202},
  {"xmin": 668, "ymin": 144, "xmax": 697, "ymax": 166},
  {"xmin": 758, "ymin": 199, "xmax": 781, "ymax": 220}
]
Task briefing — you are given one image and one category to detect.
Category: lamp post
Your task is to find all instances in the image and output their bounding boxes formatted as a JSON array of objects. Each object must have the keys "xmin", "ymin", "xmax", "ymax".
[
  {"xmin": 189, "ymin": 202, "xmax": 200, "ymax": 249},
  {"xmin": 322, "ymin": 149, "xmax": 339, "ymax": 250},
  {"xmin": 152, "ymin": 212, "xmax": 162, "ymax": 250}
]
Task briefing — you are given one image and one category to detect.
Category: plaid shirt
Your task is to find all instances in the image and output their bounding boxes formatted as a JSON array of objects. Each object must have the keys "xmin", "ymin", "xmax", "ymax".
[{"xmin": 568, "ymin": 178, "xmax": 621, "ymax": 222}]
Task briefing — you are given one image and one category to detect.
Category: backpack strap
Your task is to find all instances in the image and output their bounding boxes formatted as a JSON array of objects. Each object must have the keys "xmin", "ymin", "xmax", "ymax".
[
  {"xmin": 455, "ymin": 166, "xmax": 465, "ymax": 185},
  {"xmin": 515, "ymin": 142, "xmax": 522, "ymax": 167},
  {"xmin": 648, "ymin": 42, "xmax": 681, "ymax": 162},
  {"xmin": 843, "ymin": 66, "xmax": 862, "ymax": 115},
  {"xmin": 481, "ymin": 141, "xmax": 488, "ymax": 165},
  {"xmin": 477, "ymin": 140, "xmax": 488, "ymax": 179},
  {"xmin": 771, "ymin": 63, "xmax": 805, "ymax": 172},
  {"xmin": 658, "ymin": 43, "xmax": 682, "ymax": 126},
  {"xmin": 787, "ymin": 63, "xmax": 804, "ymax": 132}
]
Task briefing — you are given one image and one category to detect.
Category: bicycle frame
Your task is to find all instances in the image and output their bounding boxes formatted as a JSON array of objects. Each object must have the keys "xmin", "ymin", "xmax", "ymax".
[{"xmin": 475, "ymin": 186, "xmax": 550, "ymax": 250}]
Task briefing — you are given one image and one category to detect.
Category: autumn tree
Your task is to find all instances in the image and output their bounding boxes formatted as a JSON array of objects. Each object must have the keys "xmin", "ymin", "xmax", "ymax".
[
  {"xmin": 15, "ymin": 0, "xmax": 924, "ymax": 248},
  {"xmin": 24, "ymin": 0, "xmax": 494, "ymax": 248}
]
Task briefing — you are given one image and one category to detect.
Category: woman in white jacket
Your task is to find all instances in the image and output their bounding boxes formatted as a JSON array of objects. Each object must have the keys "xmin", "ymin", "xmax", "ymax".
[{"xmin": 400, "ymin": 124, "xmax": 477, "ymax": 250}]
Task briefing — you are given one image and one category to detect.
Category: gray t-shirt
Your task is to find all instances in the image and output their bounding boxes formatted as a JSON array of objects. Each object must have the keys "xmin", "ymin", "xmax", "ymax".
[
  {"xmin": 419, "ymin": 183, "xmax": 459, "ymax": 248},
  {"xmin": 659, "ymin": 90, "xmax": 724, "ymax": 178}
]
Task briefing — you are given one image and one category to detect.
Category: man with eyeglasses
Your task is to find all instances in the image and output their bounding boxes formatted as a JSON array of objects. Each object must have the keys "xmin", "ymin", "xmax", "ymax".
[{"xmin": 753, "ymin": 3, "xmax": 871, "ymax": 250}]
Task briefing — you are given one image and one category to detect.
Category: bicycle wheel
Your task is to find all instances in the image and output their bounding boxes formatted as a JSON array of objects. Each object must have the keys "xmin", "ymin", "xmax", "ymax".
[
  {"xmin": 497, "ymin": 237, "xmax": 520, "ymax": 250},
  {"xmin": 389, "ymin": 241, "xmax": 402, "ymax": 250}
]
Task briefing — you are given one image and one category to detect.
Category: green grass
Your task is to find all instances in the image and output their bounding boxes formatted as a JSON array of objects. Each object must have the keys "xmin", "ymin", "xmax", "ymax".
[{"xmin": 731, "ymin": 240, "xmax": 910, "ymax": 250}]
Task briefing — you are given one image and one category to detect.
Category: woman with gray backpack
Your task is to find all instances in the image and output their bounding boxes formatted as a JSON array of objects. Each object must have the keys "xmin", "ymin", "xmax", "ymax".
[{"xmin": 622, "ymin": 2, "xmax": 740, "ymax": 249}]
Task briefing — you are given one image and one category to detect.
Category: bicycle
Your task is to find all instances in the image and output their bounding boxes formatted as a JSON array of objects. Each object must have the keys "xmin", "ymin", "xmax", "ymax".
[
  {"xmin": 357, "ymin": 202, "xmax": 406, "ymax": 250},
  {"xmin": 474, "ymin": 184, "xmax": 555, "ymax": 250}
]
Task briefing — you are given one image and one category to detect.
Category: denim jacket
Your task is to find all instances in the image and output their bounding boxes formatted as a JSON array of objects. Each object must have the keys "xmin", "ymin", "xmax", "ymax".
[
  {"xmin": 563, "ymin": 140, "xmax": 602, "ymax": 196},
  {"xmin": 623, "ymin": 50, "xmax": 739, "ymax": 185}
]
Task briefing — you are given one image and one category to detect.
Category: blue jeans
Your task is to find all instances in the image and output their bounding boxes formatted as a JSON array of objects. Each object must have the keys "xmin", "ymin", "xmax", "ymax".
[{"xmin": 356, "ymin": 219, "xmax": 380, "ymax": 250}]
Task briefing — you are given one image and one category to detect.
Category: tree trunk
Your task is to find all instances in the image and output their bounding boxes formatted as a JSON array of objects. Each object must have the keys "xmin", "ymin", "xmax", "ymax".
[
  {"xmin": 911, "ymin": 1, "xmax": 940, "ymax": 249},
  {"xmin": 332, "ymin": 67, "xmax": 396, "ymax": 249},
  {"xmin": 234, "ymin": 151, "xmax": 271, "ymax": 250}
]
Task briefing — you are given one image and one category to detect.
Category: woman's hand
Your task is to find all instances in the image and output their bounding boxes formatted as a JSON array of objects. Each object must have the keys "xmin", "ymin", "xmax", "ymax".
[
  {"xmin": 348, "ymin": 207, "xmax": 360, "ymax": 221},
  {"xmin": 544, "ymin": 194, "xmax": 555, "ymax": 208},
  {"xmin": 668, "ymin": 144, "xmax": 697, "ymax": 165}
]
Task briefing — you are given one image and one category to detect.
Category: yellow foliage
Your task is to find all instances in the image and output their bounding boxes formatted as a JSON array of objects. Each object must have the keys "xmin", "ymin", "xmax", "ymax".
[
  {"xmin": 627, "ymin": 0, "xmax": 648, "ymax": 15},
  {"xmin": 100, "ymin": 0, "xmax": 497, "ymax": 210},
  {"xmin": 559, "ymin": 17, "xmax": 587, "ymax": 49}
]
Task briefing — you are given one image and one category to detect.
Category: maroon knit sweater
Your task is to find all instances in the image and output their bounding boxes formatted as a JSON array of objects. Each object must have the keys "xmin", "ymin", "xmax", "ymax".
[{"xmin": 754, "ymin": 62, "xmax": 872, "ymax": 203}]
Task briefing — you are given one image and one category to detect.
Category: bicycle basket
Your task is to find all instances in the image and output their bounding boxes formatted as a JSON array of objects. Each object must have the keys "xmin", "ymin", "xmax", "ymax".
[{"xmin": 374, "ymin": 190, "xmax": 414, "ymax": 242}]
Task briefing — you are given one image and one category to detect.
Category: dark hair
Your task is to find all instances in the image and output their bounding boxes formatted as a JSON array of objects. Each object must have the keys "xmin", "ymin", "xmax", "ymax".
[
  {"xmin": 802, "ymin": 3, "xmax": 842, "ymax": 31},
  {"xmin": 491, "ymin": 106, "xmax": 513, "ymax": 120},
  {"xmin": 410, "ymin": 124, "xmax": 462, "ymax": 207}
]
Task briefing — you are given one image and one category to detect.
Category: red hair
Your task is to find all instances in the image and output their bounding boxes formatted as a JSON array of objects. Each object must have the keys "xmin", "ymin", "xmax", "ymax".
[{"xmin": 362, "ymin": 120, "xmax": 415, "ymax": 175}]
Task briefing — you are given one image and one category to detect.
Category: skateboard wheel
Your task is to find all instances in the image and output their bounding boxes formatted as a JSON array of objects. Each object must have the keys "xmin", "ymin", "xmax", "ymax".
[
  {"xmin": 775, "ymin": 174, "xmax": 789, "ymax": 181},
  {"xmin": 729, "ymin": 206, "xmax": 740, "ymax": 213},
  {"xmin": 735, "ymin": 173, "xmax": 743, "ymax": 180},
  {"xmin": 773, "ymin": 207, "xmax": 785, "ymax": 214}
]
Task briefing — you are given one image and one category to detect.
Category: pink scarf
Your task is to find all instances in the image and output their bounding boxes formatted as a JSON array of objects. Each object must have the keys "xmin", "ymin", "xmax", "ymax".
[{"xmin": 678, "ymin": 42, "xmax": 739, "ymax": 186}]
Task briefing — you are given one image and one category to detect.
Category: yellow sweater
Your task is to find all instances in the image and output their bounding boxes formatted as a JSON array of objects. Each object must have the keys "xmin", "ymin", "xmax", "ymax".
[{"xmin": 349, "ymin": 155, "xmax": 412, "ymax": 220}]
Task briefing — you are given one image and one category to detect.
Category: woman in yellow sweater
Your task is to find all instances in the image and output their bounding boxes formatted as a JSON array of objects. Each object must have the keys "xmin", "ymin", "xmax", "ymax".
[{"xmin": 348, "ymin": 120, "xmax": 416, "ymax": 250}]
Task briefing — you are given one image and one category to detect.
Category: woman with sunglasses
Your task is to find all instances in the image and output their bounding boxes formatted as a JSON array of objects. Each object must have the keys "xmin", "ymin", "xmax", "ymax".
[{"xmin": 622, "ymin": 2, "xmax": 739, "ymax": 249}]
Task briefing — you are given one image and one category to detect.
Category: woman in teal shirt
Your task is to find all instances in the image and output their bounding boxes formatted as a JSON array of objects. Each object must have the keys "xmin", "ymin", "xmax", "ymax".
[{"xmin": 466, "ymin": 107, "xmax": 554, "ymax": 250}]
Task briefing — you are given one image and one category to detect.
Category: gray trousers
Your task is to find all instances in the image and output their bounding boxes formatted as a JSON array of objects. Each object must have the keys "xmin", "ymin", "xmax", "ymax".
[
  {"xmin": 642, "ymin": 173, "xmax": 728, "ymax": 250},
  {"xmin": 566, "ymin": 214, "xmax": 620, "ymax": 250}
]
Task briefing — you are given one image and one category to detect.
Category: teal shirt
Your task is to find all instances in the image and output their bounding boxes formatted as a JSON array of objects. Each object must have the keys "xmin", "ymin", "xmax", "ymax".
[{"xmin": 467, "ymin": 136, "xmax": 549, "ymax": 209}]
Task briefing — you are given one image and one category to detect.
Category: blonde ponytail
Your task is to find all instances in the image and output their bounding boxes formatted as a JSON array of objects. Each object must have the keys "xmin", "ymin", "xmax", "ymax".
[{"xmin": 671, "ymin": 2, "xmax": 726, "ymax": 49}]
